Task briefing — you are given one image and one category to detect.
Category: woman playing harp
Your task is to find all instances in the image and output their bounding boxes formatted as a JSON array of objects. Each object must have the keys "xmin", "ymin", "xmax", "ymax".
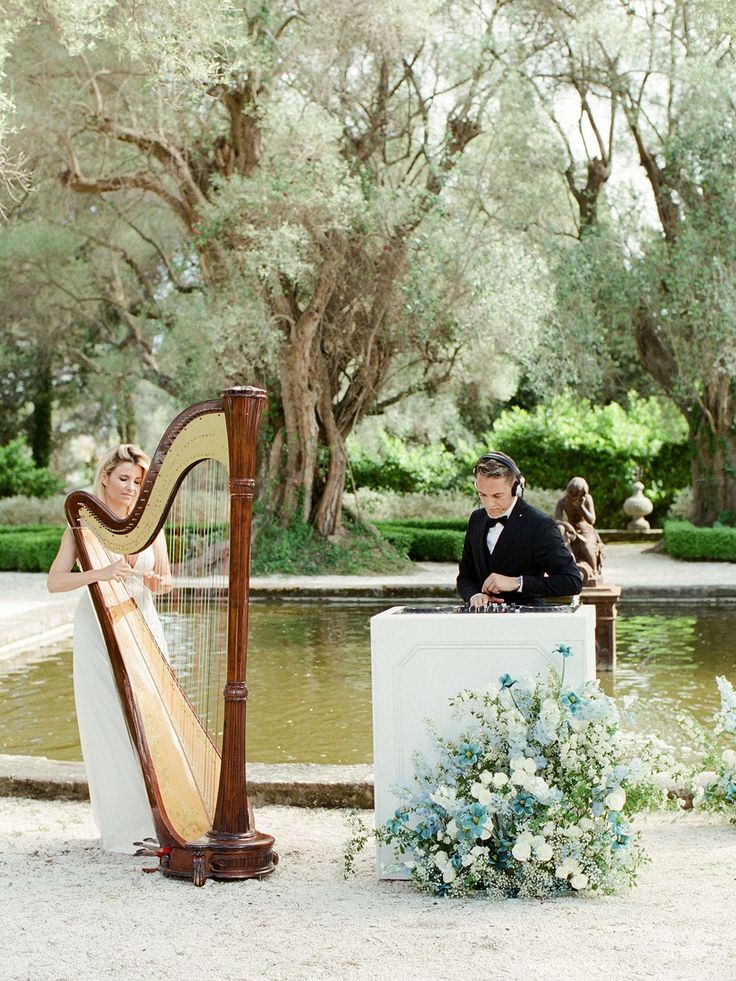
[
  {"xmin": 51, "ymin": 388, "xmax": 276, "ymax": 884},
  {"xmin": 48, "ymin": 443, "xmax": 171, "ymax": 853}
]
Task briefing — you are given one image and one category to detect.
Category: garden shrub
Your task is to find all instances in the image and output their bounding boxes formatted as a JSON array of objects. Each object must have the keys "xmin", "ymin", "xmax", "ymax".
[
  {"xmin": 376, "ymin": 523, "xmax": 464, "ymax": 561},
  {"xmin": 664, "ymin": 521, "xmax": 736, "ymax": 562},
  {"xmin": 0, "ymin": 494, "xmax": 67, "ymax": 525},
  {"xmin": 349, "ymin": 434, "xmax": 475, "ymax": 494},
  {"xmin": 0, "ymin": 439, "xmax": 63, "ymax": 498},
  {"xmin": 486, "ymin": 394, "xmax": 689, "ymax": 528},
  {"xmin": 376, "ymin": 517, "xmax": 468, "ymax": 532},
  {"xmin": 349, "ymin": 394, "xmax": 689, "ymax": 529},
  {"xmin": 0, "ymin": 527, "xmax": 65, "ymax": 571}
]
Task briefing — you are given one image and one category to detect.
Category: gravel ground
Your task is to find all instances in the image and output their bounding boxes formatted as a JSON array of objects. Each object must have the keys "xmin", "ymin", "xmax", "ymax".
[{"xmin": 1, "ymin": 798, "xmax": 734, "ymax": 981}]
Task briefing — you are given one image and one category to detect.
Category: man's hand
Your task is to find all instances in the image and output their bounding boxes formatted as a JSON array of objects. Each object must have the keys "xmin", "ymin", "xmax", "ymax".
[
  {"xmin": 469, "ymin": 592, "xmax": 491, "ymax": 609},
  {"xmin": 481, "ymin": 572, "xmax": 520, "ymax": 601}
]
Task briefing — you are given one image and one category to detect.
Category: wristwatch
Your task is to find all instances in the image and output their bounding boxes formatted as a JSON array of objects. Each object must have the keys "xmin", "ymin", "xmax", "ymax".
[{"xmin": 514, "ymin": 576, "xmax": 522, "ymax": 591}]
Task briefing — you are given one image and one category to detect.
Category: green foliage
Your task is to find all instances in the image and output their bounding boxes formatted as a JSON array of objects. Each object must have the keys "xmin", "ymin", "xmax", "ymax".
[
  {"xmin": 0, "ymin": 495, "xmax": 67, "ymax": 525},
  {"xmin": 486, "ymin": 394, "xmax": 689, "ymax": 528},
  {"xmin": 251, "ymin": 512, "xmax": 411, "ymax": 576},
  {"xmin": 376, "ymin": 523, "xmax": 465, "ymax": 562},
  {"xmin": 0, "ymin": 526, "xmax": 64, "ymax": 571},
  {"xmin": 0, "ymin": 439, "xmax": 63, "ymax": 499},
  {"xmin": 349, "ymin": 434, "xmax": 474, "ymax": 494},
  {"xmin": 376, "ymin": 518, "xmax": 468, "ymax": 532},
  {"xmin": 664, "ymin": 522, "xmax": 736, "ymax": 562}
]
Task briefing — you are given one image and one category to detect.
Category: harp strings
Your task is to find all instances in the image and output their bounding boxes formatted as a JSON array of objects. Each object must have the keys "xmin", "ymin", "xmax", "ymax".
[
  {"xmin": 158, "ymin": 459, "xmax": 230, "ymax": 752},
  {"xmin": 78, "ymin": 456, "xmax": 230, "ymax": 828},
  {"xmin": 77, "ymin": 522, "xmax": 220, "ymax": 829}
]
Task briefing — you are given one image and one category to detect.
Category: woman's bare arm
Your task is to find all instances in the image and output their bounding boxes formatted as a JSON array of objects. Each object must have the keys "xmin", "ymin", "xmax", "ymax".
[{"xmin": 47, "ymin": 528, "xmax": 133, "ymax": 593}]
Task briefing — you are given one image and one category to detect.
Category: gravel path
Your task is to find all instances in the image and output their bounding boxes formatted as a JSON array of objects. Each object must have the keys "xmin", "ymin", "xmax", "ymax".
[{"xmin": 1, "ymin": 798, "xmax": 734, "ymax": 981}]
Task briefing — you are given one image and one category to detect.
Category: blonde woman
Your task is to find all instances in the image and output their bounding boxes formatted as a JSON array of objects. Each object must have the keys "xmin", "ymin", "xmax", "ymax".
[{"xmin": 48, "ymin": 444, "xmax": 170, "ymax": 853}]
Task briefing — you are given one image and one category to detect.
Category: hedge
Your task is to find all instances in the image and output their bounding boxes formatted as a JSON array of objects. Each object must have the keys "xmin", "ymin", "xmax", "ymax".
[
  {"xmin": 377, "ymin": 523, "xmax": 465, "ymax": 562},
  {"xmin": 664, "ymin": 521, "xmax": 736, "ymax": 562},
  {"xmin": 0, "ymin": 527, "xmax": 65, "ymax": 571},
  {"xmin": 375, "ymin": 518, "xmax": 468, "ymax": 533},
  {"xmin": 0, "ymin": 524, "xmax": 65, "ymax": 536}
]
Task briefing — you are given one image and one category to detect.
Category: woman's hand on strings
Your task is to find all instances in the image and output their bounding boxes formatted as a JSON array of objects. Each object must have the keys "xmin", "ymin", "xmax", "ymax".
[
  {"xmin": 141, "ymin": 570, "xmax": 172, "ymax": 593},
  {"xmin": 97, "ymin": 558, "xmax": 134, "ymax": 584}
]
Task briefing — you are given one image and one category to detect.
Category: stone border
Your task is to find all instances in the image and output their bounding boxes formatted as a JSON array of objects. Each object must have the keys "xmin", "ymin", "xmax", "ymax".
[{"xmin": 0, "ymin": 754, "xmax": 375, "ymax": 809}]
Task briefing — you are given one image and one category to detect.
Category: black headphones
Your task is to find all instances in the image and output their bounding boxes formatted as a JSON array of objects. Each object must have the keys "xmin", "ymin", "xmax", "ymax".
[{"xmin": 475, "ymin": 451, "xmax": 526, "ymax": 498}]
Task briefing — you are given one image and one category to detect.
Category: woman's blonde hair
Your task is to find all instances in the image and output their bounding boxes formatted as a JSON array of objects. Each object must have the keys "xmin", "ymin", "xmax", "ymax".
[{"xmin": 92, "ymin": 444, "xmax": 150, "ymax": 504}]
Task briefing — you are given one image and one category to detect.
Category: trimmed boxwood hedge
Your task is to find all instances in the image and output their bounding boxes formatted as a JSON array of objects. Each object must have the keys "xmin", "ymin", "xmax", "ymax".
[
  {"xmin": 664, "ymin": 521, "xmax": 736, "ymax": 562},
  {"xmin": 375, "ymin": 518, "xmax": 468, "ymax": 533},
  {"xmin": 376, "ymin": 522, "xmax": 465, "ymax": 561},
  {"xmin": 0, "ymin": 526, "xmax": 65, "ymax": 571}
]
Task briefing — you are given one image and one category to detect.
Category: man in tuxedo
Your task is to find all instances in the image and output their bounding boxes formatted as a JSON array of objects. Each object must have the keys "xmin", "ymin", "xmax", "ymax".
[{"xmin": 457, "ymin": 452, "xmax": 583, "ymax": 608}]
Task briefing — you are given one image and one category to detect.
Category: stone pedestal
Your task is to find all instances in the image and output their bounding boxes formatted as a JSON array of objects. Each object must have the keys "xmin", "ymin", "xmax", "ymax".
[
  {"xmin": 370, "ymin": 605, "xmax": 596, "ymax": 878},
  {"xmin": 580, "ymin": 583, "xmax": 621, "ymax": 671}
]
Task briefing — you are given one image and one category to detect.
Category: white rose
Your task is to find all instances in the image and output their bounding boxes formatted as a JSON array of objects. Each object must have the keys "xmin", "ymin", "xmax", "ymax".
[
  {"xmin": 570, "ymin": 872, "xmax": 589, "ymax": 890},
  {"xmin": 535, "ymin": 843, "xmax": 554, "ymax": 863},
  {"xmin": 578, "ymin": 817, "xmax": 595, "ymax": 831},
  {"xmin": 604, "ymin": 788, "xmax": 626, "ymax": 812},
  {"xmin": 462, "ymin": 853, "xmax": 475, "ymax": 867},
  {"xmin": 492, "ymin": 772, "xmax": 509, "ymax": 788},
  {"xmin": 443, "ymin": 864, "xmax": 457, "ymax": 884},
  {"xmin": 556, "ymin": 857, "xmax": 582, "ymax": 880},
  {"xmin": 479, "ymin": 770, "xmax": 494, "ymax": 785},
  {"xmin": 511, "ymin": 770, "xmax": 527, "ymax": 786},
  {"xmin": 722, "ymin": 749, "xmax": 736, "ymax": 769},
  {"xmin": 471, "ymin": 782, "xmax": 492, "ymax": 805},
  {"xmin": 512, "ymin": 840, "xmax": 532, "ymax": 862}
]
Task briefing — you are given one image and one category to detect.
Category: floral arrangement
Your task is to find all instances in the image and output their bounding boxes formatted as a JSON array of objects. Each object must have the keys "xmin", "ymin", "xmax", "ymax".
[
  {"xmin": 691, "ymin": 676, "xmax": 736, "ymax": 821},
  {"xmin": 354, "ymin": 644, "xmax": 666, "ymax": 898}
]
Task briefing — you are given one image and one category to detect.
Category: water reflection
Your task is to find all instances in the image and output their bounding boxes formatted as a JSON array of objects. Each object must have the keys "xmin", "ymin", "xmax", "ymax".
[{"xmin": 1, "ymin": 602, "xmax": 735, "ymax": 763}]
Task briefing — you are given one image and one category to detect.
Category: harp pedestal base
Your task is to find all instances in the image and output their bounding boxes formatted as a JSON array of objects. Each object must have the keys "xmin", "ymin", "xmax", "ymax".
[{"xmin": 160, "ymin": 831, "xmax": 278, "ymax": 886}]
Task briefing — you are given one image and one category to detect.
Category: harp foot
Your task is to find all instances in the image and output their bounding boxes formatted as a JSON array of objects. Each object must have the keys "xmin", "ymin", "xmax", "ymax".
[
  {"xmin": 192, "ymin": 852, "xmax": 207, "ymax": 887},
  {"xmin": 159, "ymin": 831, "xmax": 277, "ymax": 884}
]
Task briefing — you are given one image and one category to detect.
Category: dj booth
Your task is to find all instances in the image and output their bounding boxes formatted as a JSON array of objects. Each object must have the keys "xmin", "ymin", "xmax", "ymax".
[{"xmin": 370, "ymin": 603, "xmax": 596, "ymax": 878}]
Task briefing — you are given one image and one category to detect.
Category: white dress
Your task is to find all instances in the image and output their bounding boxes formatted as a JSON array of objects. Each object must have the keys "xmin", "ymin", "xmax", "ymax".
[{"xmin": 73, "ymin": 545, "xmax": 163, "ymax": 853}]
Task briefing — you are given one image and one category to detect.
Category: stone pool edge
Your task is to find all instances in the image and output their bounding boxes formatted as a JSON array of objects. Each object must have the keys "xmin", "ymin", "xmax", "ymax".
[{"xmin": 0, "ymin": 754, "xmax": 375, "ymax": 809}]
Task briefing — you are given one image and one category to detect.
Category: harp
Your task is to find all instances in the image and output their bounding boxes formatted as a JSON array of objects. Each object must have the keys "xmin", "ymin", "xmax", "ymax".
[{"xmin": 65, "ymin": 386, "xmax": 277, "ymax": 885}]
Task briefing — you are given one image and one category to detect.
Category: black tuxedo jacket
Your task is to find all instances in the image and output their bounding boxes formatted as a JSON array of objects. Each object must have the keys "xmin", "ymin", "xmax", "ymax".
[{"xmin": 456, "ymin": 499, "xmax": 582, "ymax": 606}]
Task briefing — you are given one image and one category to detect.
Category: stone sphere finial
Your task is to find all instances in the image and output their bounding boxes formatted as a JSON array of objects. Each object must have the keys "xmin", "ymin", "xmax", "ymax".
[{"xmin": 623, "ymin": 480, "xmax": 653, "ymax": 531}]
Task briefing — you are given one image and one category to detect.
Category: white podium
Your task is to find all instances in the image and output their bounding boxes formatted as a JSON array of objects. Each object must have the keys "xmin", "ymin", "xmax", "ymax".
[{"xmin": 370, "ymin": 605, "xmax": 596, "ymax": 878}]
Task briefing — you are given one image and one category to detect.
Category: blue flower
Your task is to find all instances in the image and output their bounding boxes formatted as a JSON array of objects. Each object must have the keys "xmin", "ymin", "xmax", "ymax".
[
  {"xmin": 457, "ymin": 803, "xmax": 489, "ymax": 841},
  {"xmin": 499, "ymin": 673, "xmax": 517, "ymax": 689},
  {"xmin": 554, "ymin": 643, "xmax": 573, "ymax": 658},
  {"xmin": 456, "ymin": 742, "xmax": 482, "ymax": 767},
  {"xmin": 490, "ymin": 837, "xmax": 514, "ymax": 870},
  {"xmin": 512, "ymin": 792, "xmax": 535, "ymax": 816},
  {"xmin": 560, "ymin": 690, "xmax": 582, "ymax": 715},
  {"xmin": 591, "ymin": 802, "xmax": 605, "ymax": 817},
  {"xmin": 387, "ymin": 808, "xmax": 409, "ymax": 835}
]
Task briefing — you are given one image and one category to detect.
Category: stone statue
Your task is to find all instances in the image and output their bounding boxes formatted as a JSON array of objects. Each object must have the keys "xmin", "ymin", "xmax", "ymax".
[{"xmin": 554, "ymin": 477, "xmax": 605, "ymax": 587}]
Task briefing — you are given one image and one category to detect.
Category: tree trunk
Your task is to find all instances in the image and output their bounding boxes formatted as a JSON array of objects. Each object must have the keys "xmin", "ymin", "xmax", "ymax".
[
  {"xmin": 117, "ymin": 388, "xmax": 137, "ymax": 444},
  {"xmin": 29, "ymin": 359, "xmax": 53, "ymax": 468},
  {"xmin": 312, "ymin": 377, "xmax": 348, "ymax": 537},
  {"xmin": 688, "ymin": 384, "xmax": 736, "ymax": 525}
]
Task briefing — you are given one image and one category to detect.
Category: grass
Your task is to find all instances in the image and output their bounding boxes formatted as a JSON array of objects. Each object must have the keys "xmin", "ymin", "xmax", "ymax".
[{"xmin": 251, "ymin": 512, "xmax": 413, "ymax": 576}]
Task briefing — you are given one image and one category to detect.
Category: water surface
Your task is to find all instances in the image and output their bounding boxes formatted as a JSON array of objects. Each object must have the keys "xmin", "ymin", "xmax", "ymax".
[{"xmin": 1, "ymin": 602, "xmax": 734, "ymax": 763}]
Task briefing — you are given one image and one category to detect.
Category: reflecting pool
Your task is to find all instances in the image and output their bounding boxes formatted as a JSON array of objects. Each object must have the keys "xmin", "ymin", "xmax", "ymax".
[{"xmin": 1, "ymin": 602, "xmax": 734, "ymax": 763}]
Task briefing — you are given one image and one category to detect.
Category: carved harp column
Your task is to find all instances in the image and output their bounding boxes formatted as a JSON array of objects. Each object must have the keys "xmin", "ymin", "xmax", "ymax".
[{"xmin": 65, "ymin": 386, "xmax": 276, "ymax": 885}]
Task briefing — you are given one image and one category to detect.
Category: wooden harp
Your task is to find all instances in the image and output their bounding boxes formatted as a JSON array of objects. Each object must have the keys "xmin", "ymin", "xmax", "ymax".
[{"xmin": 65, "ymin": 386, "xmax": 277, "ymax": 885}]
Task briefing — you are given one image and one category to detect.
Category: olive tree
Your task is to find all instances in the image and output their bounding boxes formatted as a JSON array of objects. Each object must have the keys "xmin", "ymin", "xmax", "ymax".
[{"xmin": 2, "ymin": 0, "xmax": 549, "ymax": 534}]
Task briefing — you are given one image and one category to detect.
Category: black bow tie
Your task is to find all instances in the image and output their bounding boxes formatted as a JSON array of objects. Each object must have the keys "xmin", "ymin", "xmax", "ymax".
[{"xmin": 488, "ymin": 515, "xmax": 509, "ymax": 527}]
